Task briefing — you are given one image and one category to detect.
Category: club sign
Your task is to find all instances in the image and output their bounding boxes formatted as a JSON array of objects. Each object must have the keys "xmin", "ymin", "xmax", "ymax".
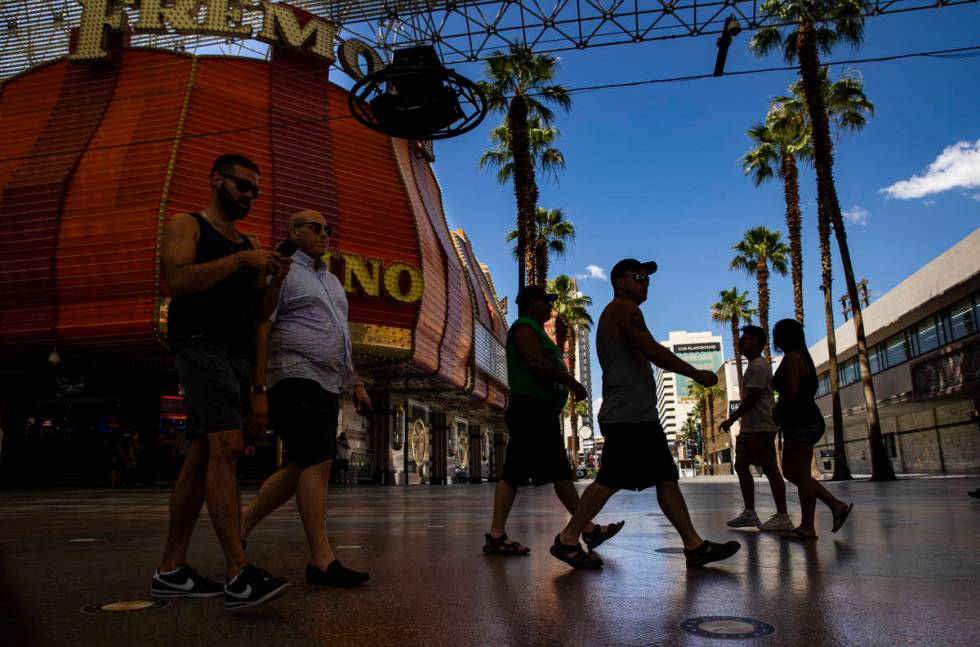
[{"xmin": 71, "ymin": 0, "xmax": 385, "ymax": 79}]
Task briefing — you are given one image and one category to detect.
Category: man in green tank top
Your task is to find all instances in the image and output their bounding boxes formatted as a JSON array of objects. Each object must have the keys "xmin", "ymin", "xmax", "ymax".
[{"xmin": 483, "ymin": 286, "xmax": 624, "ymax": 568}]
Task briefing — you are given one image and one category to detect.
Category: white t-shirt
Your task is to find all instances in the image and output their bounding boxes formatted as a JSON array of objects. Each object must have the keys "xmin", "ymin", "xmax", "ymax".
[{"xmin": 739, "ymin": 357, "xmax": 777, "ymax": 433}]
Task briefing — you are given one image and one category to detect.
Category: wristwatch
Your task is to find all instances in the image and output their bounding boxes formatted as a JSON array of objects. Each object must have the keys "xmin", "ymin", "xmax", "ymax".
[{"xmin": 251, "ymin": 384, "xmax": 268, "ymax": 394}]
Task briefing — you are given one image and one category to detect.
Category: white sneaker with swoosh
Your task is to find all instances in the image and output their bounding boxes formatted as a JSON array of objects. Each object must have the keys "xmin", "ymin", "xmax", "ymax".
[{"xmin": 224, "ymin": 564, "xmax": 289, "ymax": 610}]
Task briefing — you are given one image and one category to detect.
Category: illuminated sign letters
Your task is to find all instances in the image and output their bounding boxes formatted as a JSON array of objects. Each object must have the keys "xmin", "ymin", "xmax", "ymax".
[
  {"xmin": 71, "ymin": 0, "xmax": 383, "ymax": 77},
  {"xmin": 330, "ymin": 253, "xmax": 424, "ymax": 305}
]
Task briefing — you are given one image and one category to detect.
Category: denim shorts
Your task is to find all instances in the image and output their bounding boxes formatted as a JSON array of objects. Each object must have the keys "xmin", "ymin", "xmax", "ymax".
[{"xmin": 781, "ymin": 422, "xmax": 826, "ymax": 445}]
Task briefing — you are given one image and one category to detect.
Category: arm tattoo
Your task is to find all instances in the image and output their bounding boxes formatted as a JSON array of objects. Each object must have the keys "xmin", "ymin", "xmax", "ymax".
[{"xmin": 629, "ymin": 310, "xmax": 648, "ymax": 333}]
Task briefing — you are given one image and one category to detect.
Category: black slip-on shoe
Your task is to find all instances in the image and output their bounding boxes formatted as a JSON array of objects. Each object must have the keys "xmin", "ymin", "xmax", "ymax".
[
  {"xmin": 305, "ymin": 560, "xmax": 370, "ymax": 587},
  {"xmin": 224, "ymin": 564, "xmax": 289, "ymax": 610},
  {"xmin": 151, "ymin": 564, "xmax": 223, "ymax": 599}
]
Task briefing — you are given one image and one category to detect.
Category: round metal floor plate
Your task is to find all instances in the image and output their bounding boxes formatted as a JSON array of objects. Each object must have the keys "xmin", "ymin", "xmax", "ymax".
[
  {"xmin": 680, "ymin": 616, "xmax": 775, "ymax": 639},
  {"xmin": 81, "ymin": 599, "xmax": 169, "ymax": 615}
]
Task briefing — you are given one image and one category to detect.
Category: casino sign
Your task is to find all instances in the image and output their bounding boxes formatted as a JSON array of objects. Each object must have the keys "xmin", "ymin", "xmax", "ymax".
[{"xmin": 0, "ymin": 2, "xmax": 509, "ymax": 412}]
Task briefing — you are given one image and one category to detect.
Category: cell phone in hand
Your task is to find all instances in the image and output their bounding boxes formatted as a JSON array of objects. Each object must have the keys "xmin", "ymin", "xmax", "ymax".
[{"xmin": 275, "ymin": 239, "xmax": 299, "ymax": 257}]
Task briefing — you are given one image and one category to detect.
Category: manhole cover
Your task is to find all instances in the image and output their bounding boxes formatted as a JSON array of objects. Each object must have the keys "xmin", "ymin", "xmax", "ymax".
[
  {"xmin": 81, "ymin": 599, "xmax": 169, "ymax": 615},
  {"xmin": 680, "ymin": 616, "xmax": 775, "ymax": 639},
  {"xmin": 655, "ymin": 547, "xmax": 685, "ymax": 554}
]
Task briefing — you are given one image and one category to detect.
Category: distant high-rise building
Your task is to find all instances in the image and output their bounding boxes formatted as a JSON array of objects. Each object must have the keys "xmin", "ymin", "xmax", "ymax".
[{"xmin": 655, "ymin": 331, "xmax": 725, "ymax": 460}]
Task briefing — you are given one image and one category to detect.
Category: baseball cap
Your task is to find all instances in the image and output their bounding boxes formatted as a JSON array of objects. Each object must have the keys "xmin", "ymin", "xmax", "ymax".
[
  {"xmin": 515, "ymin": 285, "xmax": 558, "ymax": 306},
  {"xmin": 610, "ymin": 258, "xmax": 658, "ymax": 283}
]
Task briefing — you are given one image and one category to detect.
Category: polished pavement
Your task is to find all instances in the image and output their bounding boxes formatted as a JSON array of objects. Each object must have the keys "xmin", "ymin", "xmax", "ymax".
[{"xmin": 1, "ymin": 475, "xmax": 978, "ymax": 646}]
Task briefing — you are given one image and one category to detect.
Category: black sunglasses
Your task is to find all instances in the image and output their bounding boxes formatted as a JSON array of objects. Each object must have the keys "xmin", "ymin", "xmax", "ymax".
[
  {"xmin": 625, "ymin": 273, "xmax": 650, "ymax": 284},
  {"xmin": 293, "ymin": 221, "xmax": 332, "ymax": 236},
  {"xmin": 219, "ymin": 172, "xmax": 261, "ymax": 198}
]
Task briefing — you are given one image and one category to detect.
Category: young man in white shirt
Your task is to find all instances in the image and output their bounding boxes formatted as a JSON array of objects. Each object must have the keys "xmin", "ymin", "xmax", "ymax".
[{"xmin": 720, "ymin": 325, "xmax": 792, "ymax": 531}]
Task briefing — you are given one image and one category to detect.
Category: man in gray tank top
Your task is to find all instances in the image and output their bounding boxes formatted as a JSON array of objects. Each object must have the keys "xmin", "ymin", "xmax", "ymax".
[{"xmin": 550, "ymin": 259, "xmax": 741, "ymax": 569}]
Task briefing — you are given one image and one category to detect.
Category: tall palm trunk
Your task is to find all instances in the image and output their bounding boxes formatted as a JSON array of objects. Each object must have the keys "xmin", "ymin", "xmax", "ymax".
[
  {"xmin": 730, "ymin": 316, "xmax": 744, "ymax": 396},
  {"xmin": 698, "ymin": 405, "xmax": 708, "ymax": 476},
  {"xmin": 553, "ymin": 317, "xmax": 568, "ymax": 364},
  {"xmin": 508, "ymin": 96, "xmax": 537, "ymax": 289},
  {"xmin": 756, "ymin": 261, "xmax": 771, "ymax": 363},
  {"xmin": 534, "ymin": 238, "xmax": 549, "ymax": 287},
  {"xmin": 798, "ymin": 21, "xmax": 894, "ymax": 481},
  {"xmin": 567, "ymin": 327, "xmax": 579, "ymax": 453},
  {"xmin": 819, "ymin": 205, "xmax": 850, "ymax": 480},
  {"xmin": 781, "ymin": 152, "xmax": 805, "ymax": 324}
]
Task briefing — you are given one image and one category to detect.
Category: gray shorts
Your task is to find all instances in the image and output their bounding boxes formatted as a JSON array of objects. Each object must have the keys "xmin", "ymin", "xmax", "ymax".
[{"xmin": 175, "ymin": 345, "xmax": 252, "ymax": 437}]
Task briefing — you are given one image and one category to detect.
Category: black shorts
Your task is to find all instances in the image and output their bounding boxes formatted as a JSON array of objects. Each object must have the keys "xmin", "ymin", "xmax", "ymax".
[
  {"xmin": 596, "ymin": 421, "xmax": 679, "ymax": 491},
  {"xmin": 501, "ymin": 395, "xmax": 573, "ymax": 487},
  {"xmin": 269, "ymin": 378, "xmax": 339, "ymax": 469},
  {"xmin": 175, "ymin": 344, "xmax": 252, "ymax": 437}
]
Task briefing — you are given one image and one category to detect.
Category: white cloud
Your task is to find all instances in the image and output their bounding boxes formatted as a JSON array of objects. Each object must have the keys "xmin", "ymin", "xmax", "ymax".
[
  {"xmin": 841, "ymin": 205, "xmax": 870, "ymax": 226},
  {"xmin": 880, "ymin": 138, "xmax": 980, "ymax": 200},
  {"xmin": 575, "ymin": 264, "xmax": 607, "ymax": 280},
  {"xmin": 923, "ymin": 199, "xmax": 936, "ymax": 207},
  {"xmin": 972, "ymin": 193, "xmax": 980, "ymax": 202}
]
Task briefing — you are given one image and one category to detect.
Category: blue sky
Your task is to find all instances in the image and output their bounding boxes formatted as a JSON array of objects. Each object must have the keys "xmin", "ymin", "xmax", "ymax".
[{"xmin": 427, "ymin": 6, "xmax": 980, "ymax": 410}]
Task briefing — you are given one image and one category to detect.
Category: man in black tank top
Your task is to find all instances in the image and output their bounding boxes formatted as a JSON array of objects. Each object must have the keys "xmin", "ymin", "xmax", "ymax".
[{"xmin": 151, "ymin": 154, "xmax": 292, "ymax": 610}]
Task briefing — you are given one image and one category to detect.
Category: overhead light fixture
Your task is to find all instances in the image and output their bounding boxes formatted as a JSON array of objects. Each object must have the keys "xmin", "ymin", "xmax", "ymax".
[
  {"xmin": 713, "ymin": 15, "xmax": 742, "ymax": 77},
  {"xmin": 349, "ymin": 45, "xmax": 488, "ymax": 141},
  {"xmin": 48, "ymin": 347, "xmax": 61, "ymax": 366}
]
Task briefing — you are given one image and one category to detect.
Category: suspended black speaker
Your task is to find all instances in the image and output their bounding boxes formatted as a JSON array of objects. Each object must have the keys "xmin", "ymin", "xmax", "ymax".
[{"xmin": 348, "ymin": 45, "xmax": 488, "ymax": 141}]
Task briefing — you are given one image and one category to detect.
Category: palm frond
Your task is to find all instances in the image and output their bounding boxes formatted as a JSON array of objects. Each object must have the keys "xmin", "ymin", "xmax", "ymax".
[{"xmin": 748, "ymin": 26, "xmax": 784, "ymax": 59}]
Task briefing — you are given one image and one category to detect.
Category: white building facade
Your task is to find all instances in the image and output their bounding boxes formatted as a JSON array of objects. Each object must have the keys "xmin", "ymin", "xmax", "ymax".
[{"xmin": 809, "ymin": 228, "xmax": 980, "ymax": 475}]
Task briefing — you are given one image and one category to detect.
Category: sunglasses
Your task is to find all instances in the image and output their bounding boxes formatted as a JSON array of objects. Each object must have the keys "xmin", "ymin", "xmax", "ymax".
[
  {"xmin": 294, "ymin": 221, "xmax": 332, "ymax": 236},
  {"xmin": 625, "ymin": 273, "xmax": 650, "ymax": 284},
  {"xmin": 219, "ymin": 172, "xmax": 261, "ymax": 198}
]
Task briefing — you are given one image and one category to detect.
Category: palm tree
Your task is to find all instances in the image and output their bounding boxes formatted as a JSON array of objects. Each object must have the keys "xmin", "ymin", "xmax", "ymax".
[
  {"xmin": 548, "ymin": 274, "xmax": 593, "ymax": 450},
  {"xmin": 688, "ymin": 382, "xmax": 723, "ymax": 475},
  {"xmin": 742, "ymin": 105, "xmax": 810, "ymax": 325},
  {"xmin": 750, "ymin": 1, "xmax": 894, "ymax": 480},
  {"xmin": 730, "ymin": 227, "xmax": 790, "ymax": 363},
  {"xmin": 681, "ymin": 413, "xmax": 702, "ymax": 471},
  {"xmin": 479, "ymin": 45, "xmax": 571, "ymax": 289},
  {"xmin": 506, "ymin": 207, "xmax": 575, "ymax": 286},
  {"xmin": 774, "ymin": 70, "xmax": 873, "ymax": 481},
  {"xmin": 479, "ymin": 118, "xmax": 565, "ymax": 186},
  {"xmin": 710, "ymin": 288, "xmax": 756, "ymax": 395}
]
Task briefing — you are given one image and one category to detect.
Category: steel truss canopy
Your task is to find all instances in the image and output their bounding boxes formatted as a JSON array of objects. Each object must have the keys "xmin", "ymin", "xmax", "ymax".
[{"xmin": 1, "ymin": 0, "xmax": 975, "ymax": 80}]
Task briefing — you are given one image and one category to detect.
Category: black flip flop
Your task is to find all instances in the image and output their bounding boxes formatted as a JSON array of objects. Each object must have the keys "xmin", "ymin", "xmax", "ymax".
[
  {"xmin": 549, "ymin": 535, "xmax": 603, "ymax": 569},
  {"xmin": 832, "ymin": 503, "xmax": 853, "ymax": 533},
  {"xmin": 583, "ymin": 520, "xmax": 625, "ymax": 551}
]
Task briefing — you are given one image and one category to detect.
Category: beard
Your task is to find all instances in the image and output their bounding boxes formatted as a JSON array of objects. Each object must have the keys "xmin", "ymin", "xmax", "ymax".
[{"xmin": 217, "ymin": 184, "xmax": 251, "ymax": 220}]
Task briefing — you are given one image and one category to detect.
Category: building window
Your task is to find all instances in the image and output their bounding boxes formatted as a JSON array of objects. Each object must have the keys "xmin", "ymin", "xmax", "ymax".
[
  {"xmin": 883, "ymin": 434, "xmax": 897, "ymax": 459},
  {"xmin": 913, "ymin": 315, "xmax": 941, "ymax": 355},
  {"xmin": 869, "ymin": 344, "xmax": 885, "ymax": 374},
  {"xmin": 816, "ymin": 372, "xmax": 830, "ymax": 398},
  {"xmin": 947, "ymin": 297, "xmax": 977, "ymax": 341},
  {"xmin": 838, "ymin": 358, "xmax": 859, "ymax": 387},
  {"xmin": 884, "ymin": 332, "xmax": 909, "ymax": 368}
]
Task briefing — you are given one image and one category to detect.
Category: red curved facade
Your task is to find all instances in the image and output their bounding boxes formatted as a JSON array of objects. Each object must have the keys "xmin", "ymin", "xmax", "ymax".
[{"xmin": 0, "ymin": 48, "xmax": 507, "ymax": 410}]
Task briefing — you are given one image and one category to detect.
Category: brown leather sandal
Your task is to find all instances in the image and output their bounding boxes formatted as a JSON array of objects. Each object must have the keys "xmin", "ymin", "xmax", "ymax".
[{"xmin": 482, "ymin": 532, "xmax": 530, "ymax": 556}]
